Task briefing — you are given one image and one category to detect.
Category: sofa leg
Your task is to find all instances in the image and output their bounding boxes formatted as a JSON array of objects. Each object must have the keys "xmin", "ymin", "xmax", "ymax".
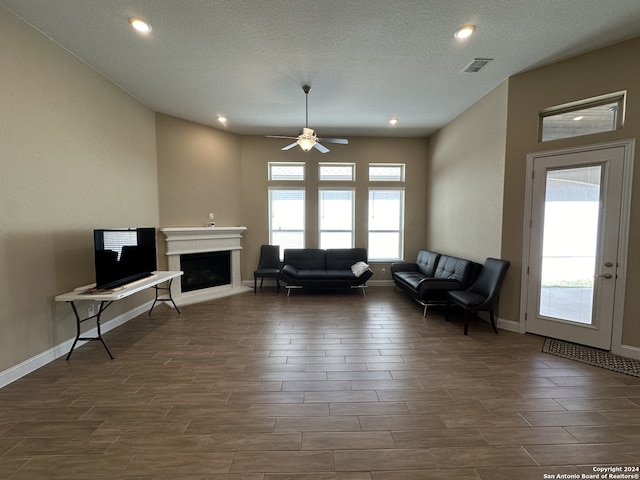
[
  {"xmin": 463, "ymin": 310, "xmax": 470, "ymax": 335},
  {"xmin": 489, "ymin": 310, "xmax": 498, "ymax": 334}
]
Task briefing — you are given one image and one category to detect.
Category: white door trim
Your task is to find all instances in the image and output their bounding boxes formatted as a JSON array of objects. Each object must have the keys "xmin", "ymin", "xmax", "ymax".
[{"xmin": 520, "ymin": 139, "xmax": 636, "ymax": 358}]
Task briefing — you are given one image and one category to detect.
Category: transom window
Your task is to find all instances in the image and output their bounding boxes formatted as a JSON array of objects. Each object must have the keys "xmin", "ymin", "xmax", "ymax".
[
  {"xmin": 268, "ymin": 162, "xmax": 305, "ymax": 181},
  {"xmin": 319, "ymin": 163, "xmax": 355, "ymax": 181},
  {"xmin": 540, "ymin": 93, "xmax": 625, "ymax": 142},
  {"xmin": 369, "ymin": 163, "xmax": 405, "ymax": 182}
]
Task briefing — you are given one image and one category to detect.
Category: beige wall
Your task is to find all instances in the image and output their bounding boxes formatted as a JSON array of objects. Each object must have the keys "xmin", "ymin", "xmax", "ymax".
[
  {"xmin": 501, "ymin": 36, "xmax": 640, "ymax": 346},
  {"xmin": 156, "ymin": 114, "xmax": 242, "ymax": 232},
  {"xmin": 427, "ymin": 82, "xmax": 508, "ymax": 262},
  {"xmin": 0, "ymin": 9, "xmax": 158, "ymax": 371}
]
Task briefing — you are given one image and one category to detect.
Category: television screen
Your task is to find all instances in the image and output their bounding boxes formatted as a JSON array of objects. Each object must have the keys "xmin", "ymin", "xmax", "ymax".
[{"xmin": 93, "ymin": 228, "xmax": 157, "ymax": 290}]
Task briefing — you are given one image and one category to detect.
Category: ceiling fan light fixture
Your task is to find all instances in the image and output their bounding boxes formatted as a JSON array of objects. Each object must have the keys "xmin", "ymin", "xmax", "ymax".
[
  {"xmin": 297, "ymin": 138, "xmax": 316, "ymax": 151},
  {"xmin": 297, "ymin": 127, "xmax": 317, "ymax": 151}
]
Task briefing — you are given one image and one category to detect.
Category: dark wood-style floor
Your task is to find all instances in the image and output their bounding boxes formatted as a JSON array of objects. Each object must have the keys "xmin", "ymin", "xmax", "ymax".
[{"xmin": 1, "ymin": 287, "xmax": 639, "ymax": 479}]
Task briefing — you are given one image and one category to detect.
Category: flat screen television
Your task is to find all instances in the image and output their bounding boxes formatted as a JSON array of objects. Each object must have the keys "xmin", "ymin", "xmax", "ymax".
[{"xmin": 93, "ymin": 227, "xmax": 157, "ymax": 290}]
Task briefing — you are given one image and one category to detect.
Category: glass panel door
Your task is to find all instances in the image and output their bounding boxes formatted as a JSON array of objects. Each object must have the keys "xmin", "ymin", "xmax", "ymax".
[
  {"xmin": 539, "ymin": 166, "xmax": 601, "ymax": 324},
  {"xmin": 525, "ymin": 145, "xmax": 625, "ymax": 350}
]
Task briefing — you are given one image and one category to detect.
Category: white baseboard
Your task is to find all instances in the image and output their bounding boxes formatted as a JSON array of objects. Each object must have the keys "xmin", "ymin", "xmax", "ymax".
[
  {"xmin": 497, "ymin": 317, "xmax": 521, "ymax": 333},
  {"xmin": 0, "ymin": 301, "xmax": 152, "ymax": 389}
]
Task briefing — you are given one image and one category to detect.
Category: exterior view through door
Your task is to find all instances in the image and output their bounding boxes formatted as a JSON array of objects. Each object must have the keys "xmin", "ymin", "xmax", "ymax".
[{"xmin": 523, "ymin": 142, "xmax": 632, "ymax": 351}]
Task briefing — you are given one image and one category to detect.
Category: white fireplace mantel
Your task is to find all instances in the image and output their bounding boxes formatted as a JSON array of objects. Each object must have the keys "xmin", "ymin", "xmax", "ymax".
[{"xmin": 161, "ymin": 226, "xmax": 249, "ymax": 305}]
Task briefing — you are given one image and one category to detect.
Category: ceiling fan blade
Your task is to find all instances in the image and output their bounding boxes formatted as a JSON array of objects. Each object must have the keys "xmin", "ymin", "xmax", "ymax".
[
  {"xmin": 313, "ymin": 142, "xmax": 330, "ymax": 153},
  {"xmin": 281, "ymin": 142, "xmax": 298, "ymax": 151},
  {"xmin": 267, "ymin": 135, "xmax": 297, "ymax": 140},
  {"xmin": 319, "ymin": 137, "xmax": 349, "ymax": 145}
]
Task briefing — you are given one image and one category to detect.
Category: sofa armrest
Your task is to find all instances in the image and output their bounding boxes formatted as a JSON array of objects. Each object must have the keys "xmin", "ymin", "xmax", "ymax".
[
  {"xmin": 417, "ymin": 278, "xmax": 463, "ymax": 295},
  {"xmin": 357, "ymin": 269, "xmax": 374, "ymax": 284},
  {"xmin": 391, "ymin": 262, "xmax": 418, "ymax": 274},
  {"xmin": 281, "ymin": 264, "xmax": 299, "ymax": 277}
]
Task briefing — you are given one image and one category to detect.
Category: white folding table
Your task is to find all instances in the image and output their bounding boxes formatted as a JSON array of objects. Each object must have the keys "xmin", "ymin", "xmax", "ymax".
[{"xmin": 55, "ymin": 271, "xmax": 183, "ymax": 359}]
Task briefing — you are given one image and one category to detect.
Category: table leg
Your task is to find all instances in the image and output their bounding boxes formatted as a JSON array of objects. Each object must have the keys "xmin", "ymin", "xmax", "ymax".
[
  {"xmin": 148, "ymin": 278, "xmax": 181, "ymax": 315},
  {"xmin": 65, "ymin": 300, "xmax": 114, "ymax": 360}
]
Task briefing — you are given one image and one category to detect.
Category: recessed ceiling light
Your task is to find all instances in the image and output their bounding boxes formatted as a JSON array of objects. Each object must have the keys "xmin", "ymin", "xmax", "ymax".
[
  {"xmin": 129, "ymin": 17, "xmax": 151, "ymax": 33},
  {"xmin": 389, "ymin": 118, "xmax": 398, "ymax": 125},
  {"xmin": 218, "ymin": 116, "xmax": 227, "ymax": 124},
  {"xmin": 573, "ymin": 116, "xmax": 584, "ymax": 121},
  {"xmin": 454, "ymin": 25, "xmax": 475, "ymax": 39}
]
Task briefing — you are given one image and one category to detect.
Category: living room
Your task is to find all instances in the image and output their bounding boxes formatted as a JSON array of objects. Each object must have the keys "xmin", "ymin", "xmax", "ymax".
[{"xmin": 2, "ymin": 4, "xmax": 640, "ymax": 384}]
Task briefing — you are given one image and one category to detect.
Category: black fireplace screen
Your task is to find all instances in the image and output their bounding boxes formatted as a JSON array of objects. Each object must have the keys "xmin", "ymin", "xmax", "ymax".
[{"xmin": 180, "ymin": 251, "xmax": 231, "ymax": 292}]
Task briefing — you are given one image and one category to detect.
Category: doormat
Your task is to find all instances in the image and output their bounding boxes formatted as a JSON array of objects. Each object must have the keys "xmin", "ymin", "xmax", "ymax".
[{"xmin": 542, "ymin": 337, "xmax": 640, "ymax": 378}]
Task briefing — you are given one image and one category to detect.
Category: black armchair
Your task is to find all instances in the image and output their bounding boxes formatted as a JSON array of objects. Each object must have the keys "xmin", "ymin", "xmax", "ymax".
[
  {"xmin": 253, "ymin": 245, "xmax": 281, "ymax": 293},
  {"xmin": 445, "ymin": 258, "xmax": 510, "ymax": 335}
]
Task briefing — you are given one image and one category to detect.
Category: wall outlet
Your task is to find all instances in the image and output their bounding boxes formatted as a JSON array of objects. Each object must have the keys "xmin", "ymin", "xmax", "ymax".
[
  {"xmin": 381, "ymin": 267, "xmax": 386, "ymax": 274},
  {"xmin": 88, "ymin": 304, "xmax": 95, "ymax": 317}
]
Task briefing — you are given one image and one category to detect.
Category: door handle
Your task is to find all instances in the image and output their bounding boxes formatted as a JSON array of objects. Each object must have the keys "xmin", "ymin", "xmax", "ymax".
[{"xmin": 595, "ymin": 273, "xmax": 613, "ymax": 279}]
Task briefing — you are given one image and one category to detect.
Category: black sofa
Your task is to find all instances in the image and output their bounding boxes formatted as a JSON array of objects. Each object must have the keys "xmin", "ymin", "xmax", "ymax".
[
  {"xmin": 391, "ymin": 249, "xmax": 481, "ymax": 315},
  {"xmin": 279, "ymin": 248, "xmax": 373, "ymax": 296}
]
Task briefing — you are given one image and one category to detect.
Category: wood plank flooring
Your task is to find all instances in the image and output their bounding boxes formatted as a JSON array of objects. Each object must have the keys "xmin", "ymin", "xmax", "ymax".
[{"xmin": 1, "ymin": 287, "xmax": 639, "ymax": 479}]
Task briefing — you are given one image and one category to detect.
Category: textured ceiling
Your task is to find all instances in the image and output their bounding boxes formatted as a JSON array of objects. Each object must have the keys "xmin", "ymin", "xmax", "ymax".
[{"xmin": 2, "ymin": 0, "xmax": 640, "ymax": 138}]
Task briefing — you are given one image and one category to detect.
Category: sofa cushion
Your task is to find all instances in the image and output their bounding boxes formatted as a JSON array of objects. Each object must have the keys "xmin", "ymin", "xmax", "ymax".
[
  {"xmin": 326, "ymin": 248, "xmax": 368, "ymax": 270},
  {"xmin": 434, "ymin": 255, "xmax": 473, "ymax": 285},
  {"xmin": 283, "ymin": 249, "xmax": 326, "ymax": 270},
  {"xmin": 415, "ymin": 250, "xmax": 440, "ymax": 277},
  {"xmin": 393, "ymin": 271, "xmax": 428, "ymax": 290}
]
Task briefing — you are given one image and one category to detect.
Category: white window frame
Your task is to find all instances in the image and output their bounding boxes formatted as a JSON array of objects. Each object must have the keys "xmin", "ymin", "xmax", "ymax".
[
  {"xmin": 367, "ymin": 188, "xmax": 405, "ymax": 261},
  {"xmin": 318, "ymin": 188, "xmax": 355, "ymax": 249},
  {"xmin": 268, "ymin": 188, "xmax": 305, "ymax": 258}
]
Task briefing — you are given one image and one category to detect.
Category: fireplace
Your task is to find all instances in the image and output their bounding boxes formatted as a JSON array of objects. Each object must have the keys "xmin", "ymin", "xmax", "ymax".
[
  {"xmin": 161, "ymin": 226, "xmax": 249, "ymax": 305},
  {"xmin": 180, "ymin": 250, "xmax": 231, "ymax": 292}
]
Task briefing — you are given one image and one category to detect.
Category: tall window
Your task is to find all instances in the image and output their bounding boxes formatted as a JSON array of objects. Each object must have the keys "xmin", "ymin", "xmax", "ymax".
[
  {"xmin": 269, "ymin": 189, "xmax": 305, "ymax": 257},
  {"xmin": 368, "ymin": 188, "xmax": 404, "ymax": 261},
  {"xmin": 319, "ymin": 189, "xmax": 355, "ymax": 249}
]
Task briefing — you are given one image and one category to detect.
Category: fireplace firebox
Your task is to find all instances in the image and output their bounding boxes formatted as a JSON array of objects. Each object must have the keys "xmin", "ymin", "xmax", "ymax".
[{"xmin": 180, "ymin": 251, "xmax": 231, "ymax": 292}]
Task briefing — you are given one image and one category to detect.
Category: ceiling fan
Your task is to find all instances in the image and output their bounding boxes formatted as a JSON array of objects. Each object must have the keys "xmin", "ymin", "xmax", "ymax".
[{"xmin": 267, "ymin": 85, "xmax": 348, "ymax": 154}]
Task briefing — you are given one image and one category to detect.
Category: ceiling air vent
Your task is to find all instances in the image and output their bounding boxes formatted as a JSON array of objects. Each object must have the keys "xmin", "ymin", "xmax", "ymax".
[{"xmin": 462, "ymin": 58, "xmax": 493, "ymax": 73}]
